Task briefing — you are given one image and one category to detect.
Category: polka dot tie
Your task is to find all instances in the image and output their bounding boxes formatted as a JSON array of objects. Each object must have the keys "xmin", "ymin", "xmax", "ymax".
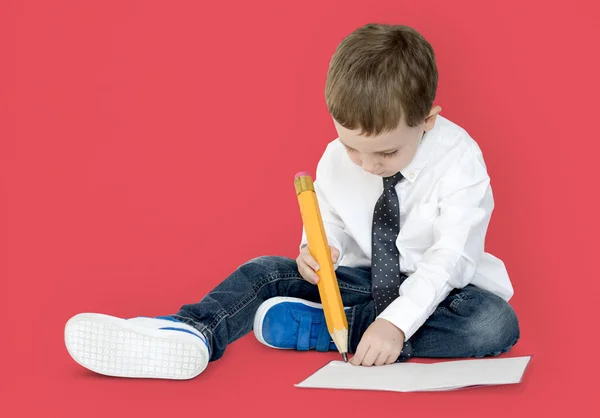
[{"xmin": 371, "ymin": 172, "xmax": 404, "ymax": 315}]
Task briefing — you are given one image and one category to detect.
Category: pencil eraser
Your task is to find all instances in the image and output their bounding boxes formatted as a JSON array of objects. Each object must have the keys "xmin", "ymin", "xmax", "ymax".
[{"xmin": 294, "ymin": 171, "xmax": 310, "ymax": 179}]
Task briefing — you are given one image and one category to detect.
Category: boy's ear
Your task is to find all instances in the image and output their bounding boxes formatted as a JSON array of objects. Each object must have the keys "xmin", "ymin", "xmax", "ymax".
[{"xmin": 424, "ymin": 105, "xmax": 442, "ymax": 131}]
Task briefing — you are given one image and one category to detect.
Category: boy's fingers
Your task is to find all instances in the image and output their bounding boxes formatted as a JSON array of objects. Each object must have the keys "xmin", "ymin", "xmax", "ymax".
[
  {"xmin": 301, "ymin": 251, "xmax": 320, "ymax": 271},
  {"xmin": 297, "ymin": 259, "xmax": 319, "ymax": 284},
  {"xmin": 361, "ymin": 345, "xmax": 379, "ymax": 367},
  {"xmin": 385, "ymin": 351, "xmax": 400, "ymax": 365},
  {"xmin": 374, "ymin": 351, "xmax": 389, "ymax": 366},
  {"xmin": 307, "ymin": 266, "xmax": 320, "ymax": 283},
  {"xmin": 351, "ymin": 340, "xmax": 368, "ymax": 366},
  {"xmin": 330, "ymin": 246, "xmax": 340, "ymax": 262}
]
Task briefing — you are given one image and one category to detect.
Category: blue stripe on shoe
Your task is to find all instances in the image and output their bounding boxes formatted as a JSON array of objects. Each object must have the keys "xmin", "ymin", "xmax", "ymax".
[
  {"xmin": 129, "ymin": 315, "xmax": 182, "ymax": 322},
  {"xmin": 154, "ymin": 317, "xmax": 211, "ymax": 356},
  {"xmin": 155, "ymin": 315, "xmax": 182, "ymax": 323},
  {"xmin": 159, "ymin": 327, "xmax": 208, "ymax": 345}
]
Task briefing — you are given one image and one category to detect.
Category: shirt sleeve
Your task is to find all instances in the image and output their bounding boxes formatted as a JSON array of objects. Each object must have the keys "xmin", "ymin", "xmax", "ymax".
[
  {"xmin": 299, "ymin": 150, "xmax": 352, "ymax": 269},
  {"xmin": 377, "ymin": 147, "xmax": 494, "ymax": 340}
]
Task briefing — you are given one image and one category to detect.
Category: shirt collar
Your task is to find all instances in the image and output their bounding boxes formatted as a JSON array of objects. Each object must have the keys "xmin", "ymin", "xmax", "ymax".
[{"xmin": 399, "ymin": 119, "xmax": 440, "ymax": 183}]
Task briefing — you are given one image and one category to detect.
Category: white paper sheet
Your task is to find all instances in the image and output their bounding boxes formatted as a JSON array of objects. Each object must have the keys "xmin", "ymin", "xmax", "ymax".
[{"xmin": 295, "ymin": 356, "xmax": 531, "ymax": 392}]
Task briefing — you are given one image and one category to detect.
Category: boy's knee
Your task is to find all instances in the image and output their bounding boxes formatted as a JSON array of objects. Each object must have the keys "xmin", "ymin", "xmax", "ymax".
[
  {"xmin": 455, "ymin": 288, "xmax": 520, "ymax": 355},
  {"xmin": 238, "ymin": 256, "xmax": 298, "ymax": 277},
  {"xmin": 243, "ymin": 255, "xmax": 295, "ymax": 268}
]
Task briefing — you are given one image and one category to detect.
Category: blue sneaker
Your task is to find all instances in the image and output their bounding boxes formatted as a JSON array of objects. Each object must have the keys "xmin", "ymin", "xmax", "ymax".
[
  {"xmin": 64, "ymin": 313, "xmax": 210, "ymax": 379},
  {"xmin": 253, "ymin": 297, "xmax": 346, "ymax": 352}
]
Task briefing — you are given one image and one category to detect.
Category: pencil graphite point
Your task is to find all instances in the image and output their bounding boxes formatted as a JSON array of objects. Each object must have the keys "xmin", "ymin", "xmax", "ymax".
[{"xmin": 342, "ymin": 353, "xmax": 348, "ymax": 362}]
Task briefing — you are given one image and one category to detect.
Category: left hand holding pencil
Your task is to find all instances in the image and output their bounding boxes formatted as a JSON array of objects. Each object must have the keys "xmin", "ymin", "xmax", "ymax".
[{"xmin": 350, "ymin": 319, "xmax": 405, "ymax": 366}]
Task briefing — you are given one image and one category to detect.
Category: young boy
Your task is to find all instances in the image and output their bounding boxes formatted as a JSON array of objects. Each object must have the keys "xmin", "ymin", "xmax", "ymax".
[{"xmin": 64, "ymin": 23, "xmax": 519, "ymax": 379}]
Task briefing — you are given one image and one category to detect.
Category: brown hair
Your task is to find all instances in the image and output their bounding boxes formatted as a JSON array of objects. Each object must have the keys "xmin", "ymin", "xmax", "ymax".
[{"xmin": 325, "ymin": 23, "xmax": 438, "ymax": 136}]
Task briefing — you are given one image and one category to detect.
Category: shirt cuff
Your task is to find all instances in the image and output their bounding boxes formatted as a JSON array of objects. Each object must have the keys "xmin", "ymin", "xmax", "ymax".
[{"xmin": 376, "ymin": 295, "xmax": 427, "ymax": 341}]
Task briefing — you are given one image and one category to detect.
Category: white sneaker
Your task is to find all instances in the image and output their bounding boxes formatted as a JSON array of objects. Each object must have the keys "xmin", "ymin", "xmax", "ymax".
[{"xmin": 64, "ymin": 313, "xmax": 209, "ymax": 380}]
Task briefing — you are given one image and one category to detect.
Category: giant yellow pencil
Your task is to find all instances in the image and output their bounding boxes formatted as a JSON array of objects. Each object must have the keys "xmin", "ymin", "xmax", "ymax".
[{"xmin": 294, "ymin": 171, "xmax": 348, "ymax": 362}]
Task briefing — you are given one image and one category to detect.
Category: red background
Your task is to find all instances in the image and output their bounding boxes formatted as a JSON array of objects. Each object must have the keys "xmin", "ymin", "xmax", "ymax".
[{"xmin": 2, "ymin": 0, "xmax": 599, "ymax": 416}]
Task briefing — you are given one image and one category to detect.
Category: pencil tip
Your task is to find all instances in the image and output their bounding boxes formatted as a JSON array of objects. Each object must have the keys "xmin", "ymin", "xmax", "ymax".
[{"xmin": 342, "ymin": 353, "xmax": 348, "ymax": 362}]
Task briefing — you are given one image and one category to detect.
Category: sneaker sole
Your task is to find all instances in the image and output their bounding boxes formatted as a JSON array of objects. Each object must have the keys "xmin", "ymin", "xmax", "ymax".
[
  {"xmin": 252, "ymin": 297, "xmax": 324, "ymax": 349},
  {"xmin": 64, "ymin": 313, "xmax": 209, "ymax": 380}
]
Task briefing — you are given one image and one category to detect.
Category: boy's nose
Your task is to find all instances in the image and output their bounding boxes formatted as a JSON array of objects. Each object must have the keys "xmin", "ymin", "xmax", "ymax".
[{"xmin": 362, "ymin": 160, "xmax": 383, "ymax": 175}]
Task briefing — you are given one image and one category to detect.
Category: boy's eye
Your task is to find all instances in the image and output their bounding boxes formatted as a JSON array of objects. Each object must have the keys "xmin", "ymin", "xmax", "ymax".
[
  {"xmin": 381, "ymin": 150, "xmax": 399, "ymax": 158},
  {"xmin": 344, "ymin": 146, "xmax": 398, "ymax": 158}
]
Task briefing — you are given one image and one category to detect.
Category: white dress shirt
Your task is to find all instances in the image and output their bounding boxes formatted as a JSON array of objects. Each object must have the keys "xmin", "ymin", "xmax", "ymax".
[{"xmin": 300, "ymin": 115, "xmax": 513, "ymax": 341}]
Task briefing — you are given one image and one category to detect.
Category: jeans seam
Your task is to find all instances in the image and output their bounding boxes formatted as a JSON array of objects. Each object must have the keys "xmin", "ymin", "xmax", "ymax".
[{"xmin": 338, "ymin": 283, "xmax": 372, "ymax": 294}]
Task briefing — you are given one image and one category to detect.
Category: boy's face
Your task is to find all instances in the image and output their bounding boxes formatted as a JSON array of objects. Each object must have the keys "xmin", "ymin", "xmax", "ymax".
[{"xmin": 334, "ymin": 106, "xmax": 441, "ymax": 178}]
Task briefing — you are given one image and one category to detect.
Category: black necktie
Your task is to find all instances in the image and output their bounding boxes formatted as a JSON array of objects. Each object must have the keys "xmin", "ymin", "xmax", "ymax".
[{"xmin": 371, "ymin": 172, "xmax": 404, "ymax": 315}]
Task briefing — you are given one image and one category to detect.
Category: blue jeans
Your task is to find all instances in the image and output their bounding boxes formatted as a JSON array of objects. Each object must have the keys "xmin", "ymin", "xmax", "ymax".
[{"xmin": 172, "ymin": 256, "xmax": 520, "ymax": 361}]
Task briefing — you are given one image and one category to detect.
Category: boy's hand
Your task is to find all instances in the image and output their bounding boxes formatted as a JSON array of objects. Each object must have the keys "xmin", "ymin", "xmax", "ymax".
[
  {"xmin": 296, "ymin": 244, "xmax": 340, "ymax": 284},
  {"xmin": 350, "ymin": 319, "xmax": 405, "ymax": 366}
]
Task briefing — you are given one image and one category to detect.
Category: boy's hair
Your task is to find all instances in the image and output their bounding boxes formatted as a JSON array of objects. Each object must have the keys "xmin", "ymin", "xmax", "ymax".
[{"xmin": 325, "ymin": 23, "xmax": 438, "ymax": 136}]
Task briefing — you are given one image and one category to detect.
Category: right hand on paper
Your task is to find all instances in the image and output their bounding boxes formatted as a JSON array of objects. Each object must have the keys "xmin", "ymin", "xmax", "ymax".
[
  {"xmin": 350, "ymin": 319, "xmax": 405, "ymax": 366},
  {"xmin": 296, "ymin": 244, "xmax": 340, "ymax": 285}
]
